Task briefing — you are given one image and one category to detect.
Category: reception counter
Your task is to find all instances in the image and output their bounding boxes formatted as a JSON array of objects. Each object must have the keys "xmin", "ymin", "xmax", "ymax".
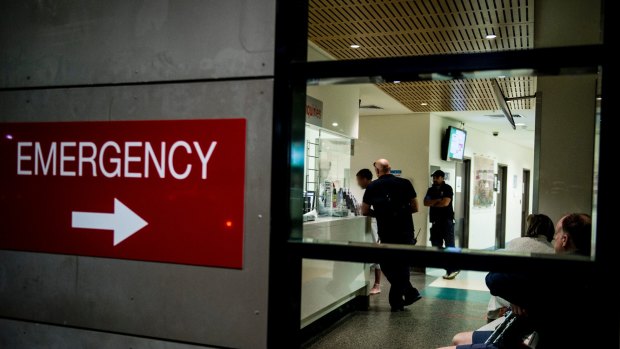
[{"xmin": 301, "ymin": 215, "xmax": 372, "ymax": 328}]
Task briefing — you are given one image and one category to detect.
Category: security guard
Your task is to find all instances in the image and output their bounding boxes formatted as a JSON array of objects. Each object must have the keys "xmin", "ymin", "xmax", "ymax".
[{"xmin": 424, "ymin": 170, "xmax": 459, "ymax": 279}]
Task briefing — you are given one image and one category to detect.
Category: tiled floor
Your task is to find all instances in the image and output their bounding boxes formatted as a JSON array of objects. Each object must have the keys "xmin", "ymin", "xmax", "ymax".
[
  {"xmin": 427, "ymin": 268, "xmax": 490, "ymax": 292},
  {"xmin": 303, "ymin": 268, "xmax": 491, "ymax": 349}
]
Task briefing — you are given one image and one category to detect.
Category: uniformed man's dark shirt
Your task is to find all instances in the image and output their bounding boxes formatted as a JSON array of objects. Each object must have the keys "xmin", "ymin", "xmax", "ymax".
[
  {"xmin": 363, "ymin": 174, "xmax": 416, "ymax": 243},
  {"xmin": 425, "ymin": 182, "xmax": 454, "ymax": 222}
]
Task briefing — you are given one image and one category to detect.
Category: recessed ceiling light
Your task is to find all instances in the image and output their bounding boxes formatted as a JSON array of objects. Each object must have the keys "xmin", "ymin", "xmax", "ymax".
[
  {"xmin": 485, "ymin": 34, "xmax": 497, "ymax": 39},
  {"xmin": 515, "ymin": 123, "xmax": 526, "ymax": 126},
  {"xmin": 350, "ymin": 44, "xmax": 360, "ymax": 49},
  {"xmin": 332, "ymin": 122, "xmax": 339, "ymax": 127},
  {"xmin": 394, "ymin": 80, "xmax": 401, "ymax": 84},
  {"xmin": 420, "ymin": 102, "xmax": 428, "ymax": 106},
  {"xmin": 498, "ymin": 75, "xmax": 506, "ymax": 78},
  {"xmin": 596, "ymin": 97, "xmax": 602, "ymax": 101},
  {"xmin": 5, "ymin": 134, "xmax": 13, "ymax": 140}
]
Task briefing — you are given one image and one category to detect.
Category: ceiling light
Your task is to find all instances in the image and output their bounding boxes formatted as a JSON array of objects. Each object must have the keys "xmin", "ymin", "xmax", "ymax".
[
  {"xmin": 596, "ymin": 97, "xmax": 602, "ymax": 101},
  {"xmin": 5, "ymin": 134, "xmax": 13, "ymax": 140},
  {"xmin": 498, "ymin": 75, "xmax": 506, "ymax": 78},
  {"xmin": 332, "ymin": 122, "xmax": 339, "ymax": 127},
  {"xmin": 485, "ymin": 34, "xmax": 497, "ymax": 39},
  {"xmin": 350, "ymin": 44, "xmax": 360, "ymax": 49},
  {"xmin": 420, "ymin": 103, "xmax": 428, "ymax": 106},
  {"xmin": 393, "ymin": 80, "xmax": 401, "ymax": 84},
  {"xmin": 515, "ymin": 123, "xmax": 526, "ymax": 126}
]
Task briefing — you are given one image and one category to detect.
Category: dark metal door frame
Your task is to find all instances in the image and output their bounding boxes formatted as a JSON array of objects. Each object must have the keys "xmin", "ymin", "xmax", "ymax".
[
  {"xmin": 462, "ymin": 159, "xmax": 471, "ymax": 248},
  {"xmin": 521, "ymin": 169, "xmax": 531, "ymax": 237},
  {"xmin": 269, "ymin": 1, "xmax": 615, "ymax": 346},
  {"xmin": 454, "ymin": 159, "xmax": 471, "ymax": 248},
  {"xmin": 495, "ymin": 165, "xmax": 508, "ymax": 249}
]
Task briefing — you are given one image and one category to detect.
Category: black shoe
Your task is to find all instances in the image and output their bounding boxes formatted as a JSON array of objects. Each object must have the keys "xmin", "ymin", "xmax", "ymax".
[
  {"xmin": 404, "ymin": 294, "xmax": 422, "ymax": 306},
  {"xmin": 443, "ymin": 270, "xmax": 460, "ymax": 280},
  {"xmin": 390, "ymin": 306, "xmax": 405, "ymax": 312}
]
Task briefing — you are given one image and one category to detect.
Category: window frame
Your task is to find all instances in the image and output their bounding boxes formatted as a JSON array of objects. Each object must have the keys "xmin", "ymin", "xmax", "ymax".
[{"xmin": 268, "ymin": 1, "xmax": 615, "ymax": 347}]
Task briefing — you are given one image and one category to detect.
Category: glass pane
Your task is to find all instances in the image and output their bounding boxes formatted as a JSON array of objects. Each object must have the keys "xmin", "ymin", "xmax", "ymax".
[
  {"xmin": 294, "ymin": 68, "xmax": 600, "ymax": 262},
  {"xmin": 301, "ymin": 258, "xmax": 368, "ymax": 328},
  {"xmin": 307, "ymin": 0, "xmax": 603, "ymax": 61},
  {"xmin": 300, "ymin": 263, "xmax": 598, "ymax": 347}
]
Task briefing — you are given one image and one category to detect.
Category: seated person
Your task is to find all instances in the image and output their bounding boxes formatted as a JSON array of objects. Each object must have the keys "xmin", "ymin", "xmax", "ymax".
[
  {"xmin": 438, "ymin": 213, "xmax": 593, "ymax": 349},
  {"xmin": 487, "ymin": 214, "xmax": 555, "ymax": 322}
]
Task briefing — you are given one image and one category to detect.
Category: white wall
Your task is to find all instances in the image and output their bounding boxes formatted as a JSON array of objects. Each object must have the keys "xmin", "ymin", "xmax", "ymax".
[
  {"xmin": 350, "ymin": 114, "xmax": 431, "ymax": 245},
  {"xmin": 352, "ymin": 113, "xmax": 534, "ymax": 249},
  {"xmin": 430, "ymin": 116, "xmax": 535, "ymax": 249},
  {"xmin": 307, "ymin": 85, "xmax": 360, "ymax": 139},
  {"xmin": 536, "ymin": 75, "xmax": 597, "ymax": 224}
]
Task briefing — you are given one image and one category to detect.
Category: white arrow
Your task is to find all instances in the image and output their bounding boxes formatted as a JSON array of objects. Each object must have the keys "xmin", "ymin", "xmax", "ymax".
[{"xmin": 72, "ymin": 198, "xmax": 148, "ymax": 246}]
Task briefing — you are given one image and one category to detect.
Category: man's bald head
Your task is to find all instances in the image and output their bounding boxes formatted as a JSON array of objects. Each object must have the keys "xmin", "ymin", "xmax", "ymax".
[
  {"xmin": 374, "ymin": 158, "xmax": 391, "ymax": 176},
  {"xmin": 554, "ymin": 213, "xmax": 592, "ymax": 256}
]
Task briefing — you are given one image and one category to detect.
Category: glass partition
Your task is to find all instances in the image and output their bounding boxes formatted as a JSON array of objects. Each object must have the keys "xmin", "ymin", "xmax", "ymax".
[{"xmin": 295, "ymin": 68, "xmax": 600, "ymax": 262}]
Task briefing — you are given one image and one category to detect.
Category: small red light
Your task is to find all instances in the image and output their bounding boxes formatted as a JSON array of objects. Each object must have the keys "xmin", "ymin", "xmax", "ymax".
[{"xmin": 226, "ymin": 221, "xmax": 233, "ymax": 228}]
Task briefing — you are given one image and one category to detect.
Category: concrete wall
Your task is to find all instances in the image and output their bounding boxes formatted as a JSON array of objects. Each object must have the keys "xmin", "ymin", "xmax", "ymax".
[
  {"xmin": 0, "ymin": 1, "xmax": 275, "ymax": 348},
  {"xmin": 0, "ymin": 318, "xmax": 217, "ymax": 349},
  {"xmin": 0, "ymin": 0, "xmax": 274, "ymax": 87},
  {"xmin": 350, "ymin": 114, "xmax": 431, "ymax": 245},
  {"xmin": 536, "ymin": 75, "xmax": 597, "ymax": 224}
]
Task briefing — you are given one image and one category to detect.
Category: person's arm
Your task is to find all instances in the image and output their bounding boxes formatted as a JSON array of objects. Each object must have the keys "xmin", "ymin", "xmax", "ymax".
[
  {"xmin": 432, "ymin": 197, "xmax": 451, "ymax": 207},
  {"xmin": 424, "ymin": 197, "xmax": 448, "ymax": 207},
  {"xmin": 423, "ymin": 197, "xmax": 438, "ymax": 207},
  {"xmin": 423, "ymin": 187, "xmax": 435, "ymax": 207},
  {"xmin": 426, "ymin": 185, "xmax": 453, "ymax": 207},
  {"xmin": 362, "ymin": 186, "xmax": 374, "ymax": 216},
  {"xmin": 361, "ymin": 202, "xmax": 374, "ymax": 217},
  {"xmin": 423, "ymin": 186, "xmax": 441, "ymax": 207},
  {"xmin": 410, "ymin": 197, "xmax": 419, "ymax": 214}
]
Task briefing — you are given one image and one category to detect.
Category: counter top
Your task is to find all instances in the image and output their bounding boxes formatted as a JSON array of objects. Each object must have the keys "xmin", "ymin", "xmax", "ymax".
[{"xmin": 303, "ymin": 214, "xmax": 366, "ymax": 225}]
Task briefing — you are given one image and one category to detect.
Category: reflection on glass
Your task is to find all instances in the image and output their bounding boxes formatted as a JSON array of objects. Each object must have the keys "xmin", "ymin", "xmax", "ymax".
[
  {"xmin": 301, "ymin": 258, "xmax": 367, "ymax": 327},
  {"xmin": 297, "ymin": 70, "xmax": 600, "ymax": 262}
]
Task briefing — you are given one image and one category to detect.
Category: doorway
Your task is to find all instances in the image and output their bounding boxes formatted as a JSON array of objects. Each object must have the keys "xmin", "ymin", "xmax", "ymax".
[
  {"xmin": 521, "ymin": 169, "xmax": 531, "ymax": 236},
  {"xmin": 454, "ymin": 159, "xmax": 471, "ymax": 248},
  {"xmin": 495, "ymin": 165, "xmax": 508, "ymax": 249}
]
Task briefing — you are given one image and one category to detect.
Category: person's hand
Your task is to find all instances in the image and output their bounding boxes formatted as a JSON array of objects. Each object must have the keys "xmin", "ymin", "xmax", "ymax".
[{"xmin": 510, "ymin": 304, "xmax": 528, "ymax": 317}]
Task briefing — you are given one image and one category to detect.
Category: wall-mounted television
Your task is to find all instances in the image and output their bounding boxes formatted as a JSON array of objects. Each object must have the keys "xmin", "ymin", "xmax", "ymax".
[{"xmin": 441, "ymin": 126, "xmax": 467, "ymax": 161}]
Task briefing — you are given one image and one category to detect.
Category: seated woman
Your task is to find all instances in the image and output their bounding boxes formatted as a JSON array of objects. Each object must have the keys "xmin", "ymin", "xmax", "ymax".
[{"xmin": 487, "ymin": 214, "xmax": 555, "ymax": 322}]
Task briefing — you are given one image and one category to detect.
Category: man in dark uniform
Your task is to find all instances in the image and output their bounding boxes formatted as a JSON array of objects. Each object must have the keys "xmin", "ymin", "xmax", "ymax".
[
  {"xmin": 424, "ymin": 170, "xmax": 459, "ymax": 280},
  {"xmin": 362, "ymin": 158, "xmax": 421, "ymax": 311}
]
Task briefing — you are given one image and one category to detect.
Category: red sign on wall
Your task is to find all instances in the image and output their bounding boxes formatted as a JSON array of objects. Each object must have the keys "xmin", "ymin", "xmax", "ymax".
[{"xmin": 0, "ymin": 119, "xmax": 246, "ymax": 269}]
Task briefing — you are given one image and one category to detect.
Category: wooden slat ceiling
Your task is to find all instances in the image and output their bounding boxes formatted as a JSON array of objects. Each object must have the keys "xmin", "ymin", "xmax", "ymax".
[
  {"xmin": 377, "ymin": 77, "xmax": 536, "ymax": 112},
  {"xmin": 309, "ymin": 0, "xmax": 535, "ymax": 59},
  {"xmin": 309, "ymin": 0, "xmax": 536, "ymax": 112}
]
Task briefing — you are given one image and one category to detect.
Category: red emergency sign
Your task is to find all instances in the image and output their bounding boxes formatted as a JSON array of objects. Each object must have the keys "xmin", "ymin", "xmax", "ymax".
[{"xmin": 0, "ymin": 119, "xmax": 246, "ymax": 269}]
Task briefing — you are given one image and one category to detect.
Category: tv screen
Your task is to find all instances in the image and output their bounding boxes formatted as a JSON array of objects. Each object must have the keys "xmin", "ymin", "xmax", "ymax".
[
  {"xmin": 491, "ymin": 79, "xmax": 516, "ymax": 130},
  {"xmin": 442, "ymin": 126, "xmax": 467, "ymax": 161}
]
